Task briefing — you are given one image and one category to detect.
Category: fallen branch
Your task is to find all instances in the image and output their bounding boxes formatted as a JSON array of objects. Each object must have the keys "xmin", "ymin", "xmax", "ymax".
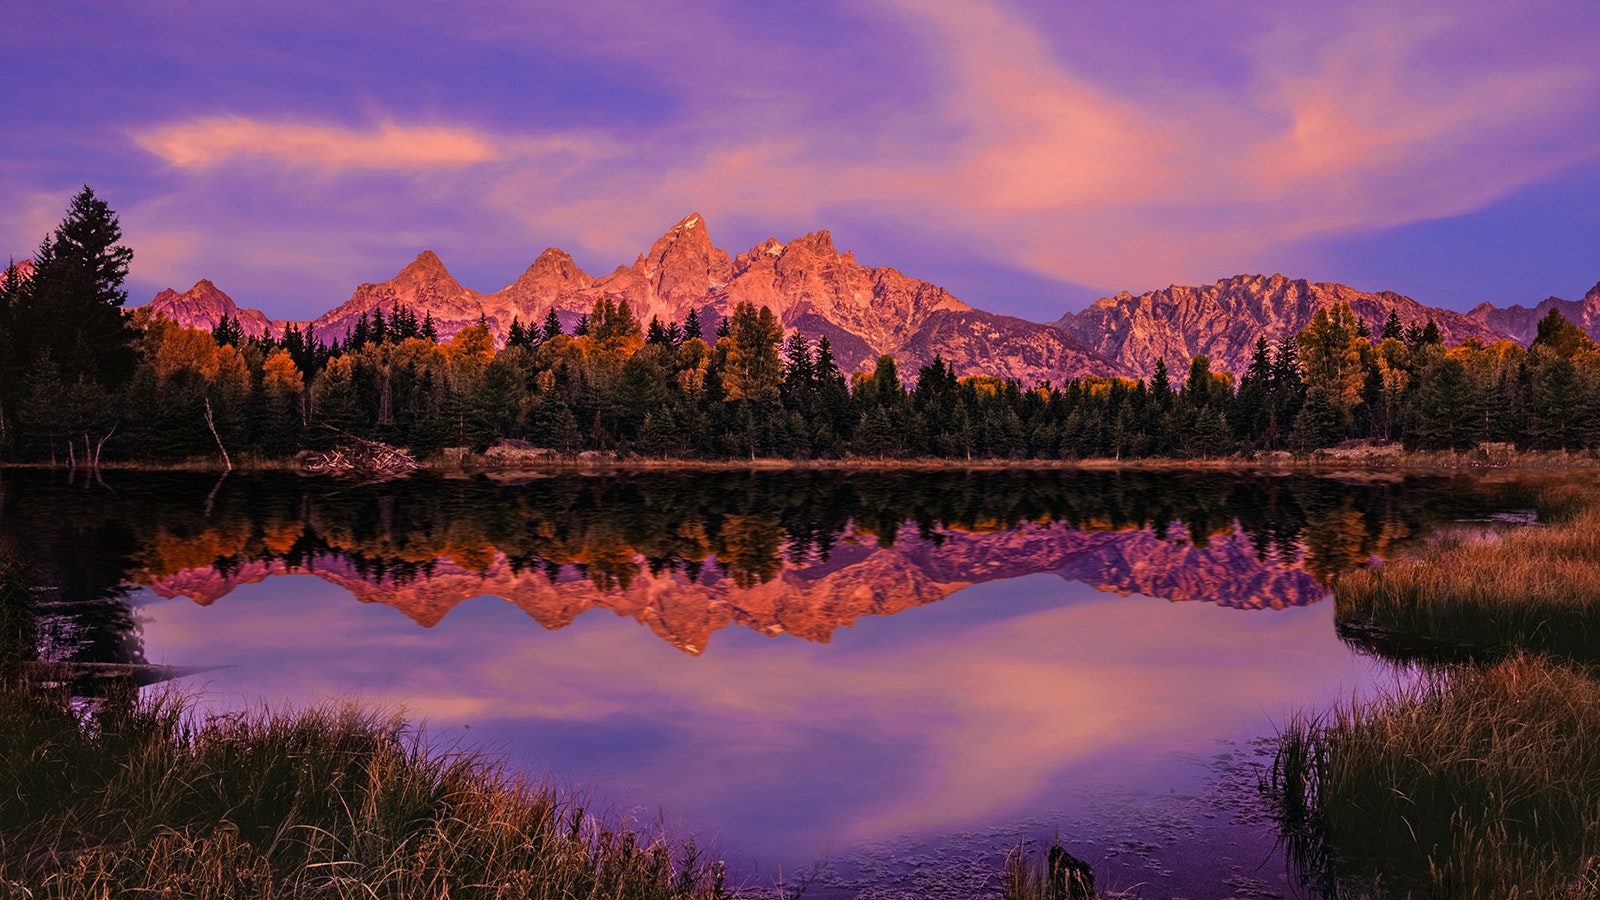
[{"xmin": 305, "ymin": 439, "xmax": 418, "ymax": 478}]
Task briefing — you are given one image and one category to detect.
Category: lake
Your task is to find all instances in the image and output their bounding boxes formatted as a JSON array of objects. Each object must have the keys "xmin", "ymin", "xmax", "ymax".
[{"xmin": 0, "ymin": 468, "xmax": 1540, "ymax": 898}]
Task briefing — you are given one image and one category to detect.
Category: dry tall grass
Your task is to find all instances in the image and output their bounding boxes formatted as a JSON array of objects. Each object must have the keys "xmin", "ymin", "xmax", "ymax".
[
  {"xmin": 1273, "ymin": 656, "xmax": 1600, "ymax": 898},
  {"xmin": 0, "ymin": 681, "xmax": 727, "ymax": 899},
  {"xmin": 1335, "ymin": 490, "xmax": 1600, "ymax": 666}
]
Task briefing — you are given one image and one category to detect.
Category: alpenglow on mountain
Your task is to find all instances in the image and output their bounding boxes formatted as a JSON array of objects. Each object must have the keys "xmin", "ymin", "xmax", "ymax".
[{"xmin": 145, "ymin": 214, "xmax": 1600, "ymax": 384}]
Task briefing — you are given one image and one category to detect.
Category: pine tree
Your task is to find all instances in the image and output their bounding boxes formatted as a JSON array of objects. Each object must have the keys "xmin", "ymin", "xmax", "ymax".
[
  {"xmin": 211, "ymin": 314, "xmax": 243, "ymax": 348},
  {"xmin": 349, "ymin": 311, "xmax": 372, "ymax": 350},
  {"xmin": 683, "ymin": 309, "xmax": 703, "ymax": 343},
  {"xmin": 421, "ymin": 312, "xmax": 439, "ymax": 342},
  {"xmin": 1291, "ymin": 386, "xmax": 1341, "ymax": 451},
  {"xmin": 1150, "ymin": 358, "xmax": 1173, "ymax": 410},
  {"xmin": 1408, "ymin": 356, "xmax": 1476, "ymax": 449},
  {"xmin": 646, "ymin": 315, "xmax": 669, "ymax": 345},
  {"xmin": 720, "ymin": 302, "xmax": 783, "ymax": 403},
  {"xmin": 507, "ymin": 316, "xmax": 530, "ymax": 348},
  {"xmin": 392, "ymin": 303, "xmax": 420, "ymax": 341},
  {"xmin": 541, "ymin": 309, "xmax": 563, "ymax": 342},
  {"xmin": 781, "ymin": 332, "xmax": 814, "ymax": 408},
  {"xmin": 370, "ymin": 306, "xmax": 389, "ymax": 344},
  {"xmin": 1532, "ymin": 308, "xmax": 1592, "ymax": 358},
  {"xmin": 1382, "ymin": 309, "xmax": 1405, "ymax": 342},
  {"xmin": 19, "ymin": 186, "xmax": 138, "ymax": 388}
]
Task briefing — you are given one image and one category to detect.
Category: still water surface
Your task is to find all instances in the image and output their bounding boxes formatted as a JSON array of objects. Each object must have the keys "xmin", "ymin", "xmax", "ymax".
[{"xmin": 0, "ymin": 469, "xmax": 1537, "ymax": 898}]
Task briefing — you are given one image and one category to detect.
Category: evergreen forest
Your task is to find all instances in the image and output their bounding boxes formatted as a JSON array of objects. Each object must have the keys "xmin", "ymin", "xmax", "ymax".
[{"xmin": 4, "ymin": 188, "xmax": 1600, "ymax": 466}]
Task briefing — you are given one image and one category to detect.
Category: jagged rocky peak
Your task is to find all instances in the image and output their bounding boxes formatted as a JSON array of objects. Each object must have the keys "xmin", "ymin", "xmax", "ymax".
[
  {"xmin": 528, "ymin": 247, "xmax": 586, "ymax": 280},
  {"xmin": 395, "ymin": 249, "xmax": 455, "ymax": 283},
  {"xmin": 501, "ymin": 247, "xmax": 594, "ymax": 294},
  {"xmin": 780, "ymin": 229, "xmax": 840, "ymax": 262},
  {"xmin": 625, "ymin": 212, "xmax": 734, "ymax": 316},
  {"xmin": 150, "ymin": 278, "xmax": 238, "ymax": 312},
  {"xmin": 734, "ymin": 237, "xmax": 787, "ymax": 272},
  {"xmin": 146, "ymin": 277, "xmax": 279, "ymax": 336},
  {"xmin": 1055, "ymin": 272, "xmax": 1512, "ymax": 380}
]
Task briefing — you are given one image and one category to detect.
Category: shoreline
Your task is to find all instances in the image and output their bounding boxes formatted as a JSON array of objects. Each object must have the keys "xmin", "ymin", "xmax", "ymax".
[{"xmin": 4, "ymin": 446, "xmax": 1599, "ymax": 476}]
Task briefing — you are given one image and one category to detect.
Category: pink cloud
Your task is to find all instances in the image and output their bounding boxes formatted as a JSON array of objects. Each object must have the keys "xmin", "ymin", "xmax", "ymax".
[{"xmin": 135, "ymin": 118, "xmax": 499, "ymax": 170}]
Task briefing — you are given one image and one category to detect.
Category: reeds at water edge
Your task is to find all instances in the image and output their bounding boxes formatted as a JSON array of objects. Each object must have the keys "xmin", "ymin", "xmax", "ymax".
[
  {"xmin": 1272, "ymin": 656, "xmax": 1600, "ymax": 898},
  {"xmin": 1335, "ymin": 487, "xmax": 1600, "ymax": 668}
]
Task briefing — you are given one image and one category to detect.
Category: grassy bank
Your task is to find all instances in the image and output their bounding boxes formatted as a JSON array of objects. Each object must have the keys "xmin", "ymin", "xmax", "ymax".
[
  {"xmin": 0, "ymin": 680, "xmax": 727, "ymax": 899},
  {"xmin": 1335, "ymin": 487, "xmax": 1600, "ymax": 666},
  {"xmin": 1273, "ymin": 656, "xmax": 1600, "ymax": 898}
]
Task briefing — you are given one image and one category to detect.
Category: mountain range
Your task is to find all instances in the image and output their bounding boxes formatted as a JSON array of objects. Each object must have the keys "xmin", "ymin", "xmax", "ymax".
[{"xmin": 142, "ymin": 214, "xmax": 1600, "ymax": 383}]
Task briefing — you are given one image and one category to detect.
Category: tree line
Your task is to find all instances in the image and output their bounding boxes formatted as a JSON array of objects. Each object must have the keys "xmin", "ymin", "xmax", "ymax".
[{"xmin": 4, "ymin": 188, "xmax": 1599, "ymax": 466}]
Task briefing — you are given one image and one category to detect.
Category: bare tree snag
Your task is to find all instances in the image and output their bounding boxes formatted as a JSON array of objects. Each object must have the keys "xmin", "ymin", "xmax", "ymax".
[{"xmin": 203, "ymin": 397, "xmax": 232, "ymax": 471}]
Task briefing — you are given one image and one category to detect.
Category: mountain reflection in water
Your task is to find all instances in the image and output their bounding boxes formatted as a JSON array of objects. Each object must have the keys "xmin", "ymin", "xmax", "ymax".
[{"xmin": 0, "ymin": 470, "xmax": 1526, "ymax": 656}]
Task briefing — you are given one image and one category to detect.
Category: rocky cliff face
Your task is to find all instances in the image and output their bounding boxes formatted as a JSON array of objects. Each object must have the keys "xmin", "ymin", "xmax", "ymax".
[
  {"xmin": 136, "ymin": 214, "xmax": 1124, "ymax": 381},
  {"xmin": 1465, "ymin": 281, "xmax": 1600, "ymax": 344},
  {"xmin": 309, "ymin": 250, "xmax": 487, "ymax": 342},
  {"xmin": 1054, "ymin": 273, "xmax": 1515, "ymax": 381},
  {"xmin": 147, "ymin": 279, "xmax": 277, "ymax": 338},
  {"xmin": 142, "ymin": 522, "xmax": 1327, "ymax": 655}
]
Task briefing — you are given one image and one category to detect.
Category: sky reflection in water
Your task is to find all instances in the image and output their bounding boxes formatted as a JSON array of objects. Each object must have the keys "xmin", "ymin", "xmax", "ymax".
[{"xmin": 135, "ymin": 564, "xmax": 1386, "ymax": 869}]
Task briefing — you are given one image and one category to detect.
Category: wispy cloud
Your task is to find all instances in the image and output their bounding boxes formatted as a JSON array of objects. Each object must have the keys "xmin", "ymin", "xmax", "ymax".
[{"xmin": 135, "ymin": 118, "xmax": 499, "ymax": 170}]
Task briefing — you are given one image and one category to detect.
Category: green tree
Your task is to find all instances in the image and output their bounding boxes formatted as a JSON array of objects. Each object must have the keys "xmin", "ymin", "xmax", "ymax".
[
  {"xmin": 1296, "ymin": 303, "xmax": 1372, "ymax": 424},
  {"xmin": 1532, "ymin": 308, "xmax": 1594, "ymax": 358},
  {"xmin": 718, "ymin": 302, "xmax": 783, "ymax": 402},
  {"xmin": 1407, "ymin": 356, "xmax": 1476, "ymax": 449},
  {"xmin": 1291, "ymin": 386, "xmax": 1341, "ymax": 451}
]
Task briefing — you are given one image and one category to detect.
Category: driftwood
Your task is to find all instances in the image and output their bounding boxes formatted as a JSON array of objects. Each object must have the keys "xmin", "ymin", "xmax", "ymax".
[{"xmin": 305, "ymin": 440, "xmax": 418, "ymax": 478}]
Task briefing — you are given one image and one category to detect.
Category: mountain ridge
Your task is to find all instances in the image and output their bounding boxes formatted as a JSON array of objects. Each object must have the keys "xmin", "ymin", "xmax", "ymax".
[{"xmin": 139, "ymin": 216, "xmax": 1600, "ymax": 383}]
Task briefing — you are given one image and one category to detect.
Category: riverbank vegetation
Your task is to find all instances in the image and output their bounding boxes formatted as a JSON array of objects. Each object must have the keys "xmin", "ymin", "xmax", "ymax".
[
  {"xmin": 6, "ymin": 189, "xmax": 1600, "ymax": 468},
  {"xmin": 1278, "ymin": 480, "xmax": 1600, "ymax": 896},
  {"xmin": 0, "ymin": 686, "xmax": 731, "ymax": 899},
  {"xmin": 1335, "ymin": 485, "xmax": 1600, "ymax": 667},
  {"xmin": 1273, "ymin": 657, "xmax": 1600, "ymax": 898}
]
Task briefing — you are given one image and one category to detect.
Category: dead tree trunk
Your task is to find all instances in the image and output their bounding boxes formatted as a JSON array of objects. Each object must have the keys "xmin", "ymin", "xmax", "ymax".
[
  {"xmin": 93, "ymin": 423, "xmax": 117, "ymax": 468},
  {"xmin": 203, "ymin": 398, "xmax": 233, "ymax": 471}
]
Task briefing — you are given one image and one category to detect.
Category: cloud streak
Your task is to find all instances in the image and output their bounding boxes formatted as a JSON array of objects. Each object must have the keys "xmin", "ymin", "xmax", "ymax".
[{"xmin": 136, "ymin": 118, "xmax": 499, "ymax": 170}]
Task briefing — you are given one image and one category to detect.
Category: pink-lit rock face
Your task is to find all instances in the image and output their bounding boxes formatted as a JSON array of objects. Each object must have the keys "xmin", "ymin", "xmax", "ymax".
[
  {"xmin": 147, "ymin": 279, "xmax": 279, "ymax": 338},
  {"xmin": 138, "ymin": 213, "xmax": 1127, "ymax": 379},
  {"xmin": 1054, "ymin": 273, "xmax": 1521, "ymax": 381},
  {"xmin": 143, "ymin": 522, "xmax": 1327, "ymax": 655},
  {"xmin": 138, "ymin": 214, "xmax": 1600, "ymax": 388}
]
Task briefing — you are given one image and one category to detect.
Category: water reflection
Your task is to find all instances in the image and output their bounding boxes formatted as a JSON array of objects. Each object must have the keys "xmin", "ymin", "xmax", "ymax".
[
  {"xmin": 0, "ymin": 468, "xmax": 1543, "ymax": 895},
  {"xmin": 0, "ymin": 470, "xmax": 1533, "ymax": 656}
]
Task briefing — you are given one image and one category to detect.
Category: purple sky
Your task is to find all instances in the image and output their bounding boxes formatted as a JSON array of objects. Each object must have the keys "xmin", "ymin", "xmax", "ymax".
[{"xmin": 6, "ymin": 1, "xmax": 1600, "ymax": 321}]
